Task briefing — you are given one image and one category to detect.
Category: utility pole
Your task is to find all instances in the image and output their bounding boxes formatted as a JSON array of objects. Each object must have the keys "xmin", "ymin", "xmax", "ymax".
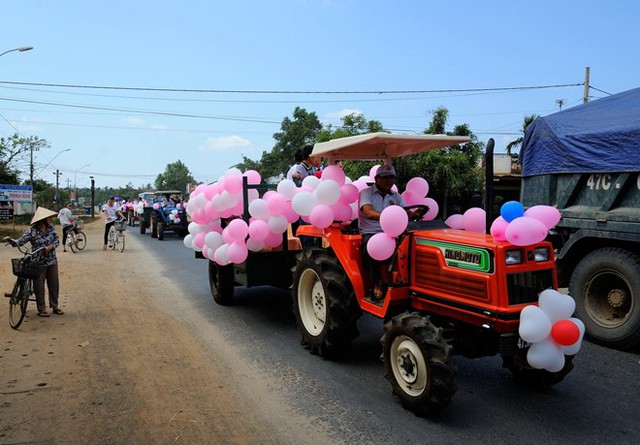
[
  {"xmin": 54, "ymin": 169, "xmax": 61, "ymax": 207},
  {"xmin": 90, "ymin": 176, "xmax": 95, "ymax": 218},
  {"xmin": 583, "ymin": 66, "xmax": 590, "ymax": 104}
]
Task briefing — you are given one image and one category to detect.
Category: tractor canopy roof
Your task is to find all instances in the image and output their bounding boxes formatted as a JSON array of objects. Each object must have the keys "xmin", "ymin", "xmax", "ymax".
[
  {"xmin": 312, "ymin": 133, "xmax": 471, "ymax": 162},
  {"xmin": 153, "ymin": 190, "xmax": 183, "ymax": 197}
]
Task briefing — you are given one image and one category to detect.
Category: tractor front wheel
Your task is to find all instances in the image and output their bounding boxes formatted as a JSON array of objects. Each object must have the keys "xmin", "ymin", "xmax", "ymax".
[
  {"xmin": 292, "ymin": 248, "xmax": 361, "ymax": 358},
  {"xmin": 502, "ymin": 348, "xmax": 574, "ymax": 388},
  {"xmin": 382, "ymin": 312, "xmax": 457, "ymax": 416}
]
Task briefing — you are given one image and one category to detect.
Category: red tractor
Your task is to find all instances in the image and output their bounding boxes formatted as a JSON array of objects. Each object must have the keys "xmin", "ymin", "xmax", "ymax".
[{"xmin": 207, "ymin": 134, "xmax": 578, "ymax": 416}]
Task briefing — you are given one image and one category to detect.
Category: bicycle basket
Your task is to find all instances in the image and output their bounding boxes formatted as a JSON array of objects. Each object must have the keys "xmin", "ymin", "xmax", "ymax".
[
  {"xmin": 115, "ymin": 221, "xmax": 126, "ymax": 232},
  {"xmin": 11, "ymin": 258, "xmax": 43, "ymax": 279},
  {"xmin": 74, "ymin": 220, "xmax": 84, "ymax": 230}
]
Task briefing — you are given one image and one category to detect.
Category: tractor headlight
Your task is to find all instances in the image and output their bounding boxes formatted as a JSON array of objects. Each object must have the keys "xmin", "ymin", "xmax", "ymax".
[
  {"xmin": 505, "ymin": 249, "xmax": 523, "ymax": 265},
  {"xmin": 534, "ymin": 247, "xmax": 550, "ymax": 262}
]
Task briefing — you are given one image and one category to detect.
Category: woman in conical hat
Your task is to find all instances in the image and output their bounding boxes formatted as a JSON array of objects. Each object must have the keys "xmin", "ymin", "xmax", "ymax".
[{"xmin": 3, "ymin": 207, "xmax": 63, "ymax": 317}]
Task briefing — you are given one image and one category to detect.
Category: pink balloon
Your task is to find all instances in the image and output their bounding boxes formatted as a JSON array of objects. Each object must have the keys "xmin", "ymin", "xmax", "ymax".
[
  {"xmin": 193, "ymin": 232, "xmax": 206, "ymax": 250},
  {"xmin": 331, "ymin": 202, "xmax": 353, "ymax": 222},
  {"xmin": 339, "ymin": 184, "xmax": 359, "ymax": 204},
  {"xmin": 153, "ymin": 203, "xmax": 160, "ymax": 209},
  {"xmin": 401, "ymin": 190, "xmax": 419, "ymax": 206},
  {"xmin": 191, "ymin": 209, "xmax": 208, "ymax": 224},
  {"xmin": 321, "ymin": 165, "xmax": 346, "ymax": 186},
  {"xmin": 352, "ymin": 180, "xmax": 368, "ymax": 192},
  {"xmin": 420, "ymin": 197, "xmax": 439, "ymax": 220},
  {"xmin": 204, "ymin": 184, "xmax": 219, "ymax": 200},
  {"xmin": 229, "ymin": 201, "xmax": 244, "ymax": 217},
  {"xmin": 221, "ymin": 227, "xmax": 234, "ymax": 244},
  {"xmin": 204, "ymin": 202, "xmax": 219, "ymax": 220},
  {"xmin": 283, "ymin": 201, "xmax": 299, "ymax": 223},
  {"xmin": 445, "ymin": 214, "xmax": 464, "ymax": 229},
  {"xmin": 367, "ymin": 233, "xmax": 396, "ymax": 261},
  {"xmin": 309, "ymin": 204, "xmax": 335, "ymax": 229},
  {"xmin": 263, "ymin": 231, "xmax": 283, "ymax": 248},
  {"xmin": 462, "ymin": 207, "xmax": 486, "ymax": 233},
  {"xmin": 213, "ymin": 244, "xmax": 229, "ymax": 266},
  {"xmin": 224, "ymin": 175, "xmax": 243, "ymax": 194},
  {"xmin": 227, "ymin": 219, "xmax": 249, "ymax": 241},
  {"xmin": 227, "ymin": 241, "xmax": 249, "ymax": 264},
  {"xmin": 380, "ymin": 205, "xmax": 408, "ymax": 237},
  {"xmin": 369, "ymin": 165, "xmax": 381, "ymax": 178},
  {"xmin": 248, "ymin": 219, "xmax": 270, "ymax": 241},
  {"xmin": 262, "ymin": 190, "xmax": 277, "ymax": 201},
  {"xmin": 524, "ymin": 205, "xmax": 561, "ymax": 230},
  {"xmin": 490, "ymin": 216, "xmax": 509, "ymax": 241},
  {"xmin": 243, "ymin": 169, "xmax": 261, "ymax": 185},
  {"xmin": 406, "ymin": 177, "xmax": 429, "ymax": 198},
  {"xmin": 266, "ymin": 193, "xmax": 288, "ymax": 215},
  {"xmin": 505, "ymin": 216, "xmax": 549, "ymax": 246}
]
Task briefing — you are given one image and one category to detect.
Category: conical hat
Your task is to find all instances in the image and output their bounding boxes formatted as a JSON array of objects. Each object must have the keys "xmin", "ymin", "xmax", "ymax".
[{"xmin": 30, "ymin": 207, "xmax": 58, "ymax": 225}]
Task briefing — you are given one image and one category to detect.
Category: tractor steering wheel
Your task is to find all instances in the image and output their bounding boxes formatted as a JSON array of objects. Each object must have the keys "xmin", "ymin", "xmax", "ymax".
[{"xmin": 403, "ymin": 205, "xmax": 429, "ymax": 221}]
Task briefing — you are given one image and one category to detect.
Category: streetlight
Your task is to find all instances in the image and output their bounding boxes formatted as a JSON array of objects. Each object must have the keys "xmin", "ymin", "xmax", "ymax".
[
  {"xmin": 34, "ymin": 148, "xmax": 71, "ymax": 177},
  {"xmin": 0, "ymin": 46, "xmax": 34, "ymax": 58},
  {"xmin": 74, "ymin": 164, "xmax": 91, "ymax": 190}
]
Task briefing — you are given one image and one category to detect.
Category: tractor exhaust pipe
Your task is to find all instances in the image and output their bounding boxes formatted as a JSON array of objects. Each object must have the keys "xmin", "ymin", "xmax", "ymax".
[{"xmin": 485, "ymin": 138, "xmax": 495, "ymax": 234}]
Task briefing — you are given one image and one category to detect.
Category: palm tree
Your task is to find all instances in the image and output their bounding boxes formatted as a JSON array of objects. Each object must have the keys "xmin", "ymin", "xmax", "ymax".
[{"xmin": 506, "ymin": 114, "xmax": 539, "ymax": 155}]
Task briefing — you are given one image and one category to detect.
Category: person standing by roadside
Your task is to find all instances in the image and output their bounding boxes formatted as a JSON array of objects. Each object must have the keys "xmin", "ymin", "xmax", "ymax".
[
  {"xmin": 102, "ymin": 196, "xmax": 125, "ymax": 250},
  {"xmin": 3, "ymin": 207, "xmax": 63, "ymax": 316},
  {"xmin": 58, "ymin": 201, "xmax": 77, "ymax": 252}
]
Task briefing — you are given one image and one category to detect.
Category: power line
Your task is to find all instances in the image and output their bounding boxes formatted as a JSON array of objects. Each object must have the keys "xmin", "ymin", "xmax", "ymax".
[
  {"xmin": 589, "ymin": 85, "xmax": 612, "ymax": 95},
  {"xmin": 0, "ymin": 79, "xmax": 583, "ymax": 95}
]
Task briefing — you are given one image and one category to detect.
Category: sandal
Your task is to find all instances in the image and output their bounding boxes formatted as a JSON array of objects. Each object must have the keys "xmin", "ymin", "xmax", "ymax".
[
  {"xmin": 37, "ymin": 311, "xmax": 50, "ymax": 317},
  {"xmin": 53, "ymin": 308, "xmax": 64, "ymax": 315}
]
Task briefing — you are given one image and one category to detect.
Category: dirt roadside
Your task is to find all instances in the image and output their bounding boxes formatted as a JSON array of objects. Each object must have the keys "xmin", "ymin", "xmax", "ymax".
[{"xmin": 0, "ymin": 220, "xmax": 296, "ymax": 445}]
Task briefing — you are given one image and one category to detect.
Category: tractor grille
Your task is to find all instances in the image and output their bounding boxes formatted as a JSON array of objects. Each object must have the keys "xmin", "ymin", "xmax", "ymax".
[
  {"xmin": 414, "ymin": 250, "xmax": 488, "ymax": 300},
  {"xmin": 507, "ymin": 269, "xmax": 554, "ymax": 305}
]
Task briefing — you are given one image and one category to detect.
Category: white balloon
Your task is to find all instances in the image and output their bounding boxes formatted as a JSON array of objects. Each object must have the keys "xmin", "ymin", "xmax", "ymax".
[
  {"xmin": 220, "ymin": 190, "xmax": 241, "ymax": 208},
  {"xmin": 302, "ymin": 175, "xmax": 320, "ymax": 190},
  {"xmin": 527, "ymin": 339, "xmax": 565, "ymax": 372},
  {"xmin": 204, "ymin": 231, "xmax": 224, "ymax": 251},
  {"xmin": 194, "ymin": 193, "xmax": 208, "ymax": 209},
  {"xmin": 277, "ymin": 179, "xmax": 298, "ymax": 201},
  {"xmin": 211, "ymin": 194, "xmax": 226, "ymax": 211},
  {"xmin": 188, "ymin": 222, "xmax": 204, "ymax": 235},
  {"xmin": 539, "ymin": 289, "xmax": 576, "ymax": 323},
  {"xmin": 246, "ymin": 236, "xmax": 265, "ymax": 252},
  {"xmin": 183, "ymin": 234, "xmax": 193, "ymax": 249},
  {"xmin": 268, "ymin": 214, "xmax": 288, "ymax": 234},
  {"xmin": 247, "ymin": 189, "xmax": 259, "ymax": 202},
  {"xmin": 248, "ymin": 198, "xmax": 270, "ymax": 220},
  {"xmin": 314, "ymin": 179, "xmax": 341, "ymax": 206},
  {"xmin": 519, "ymin": 305, "xmax": 552, "ymax": 343},
  {"xmin": 291, "ymin": 191, "xmax": 318, "ymax": 216},
  {"xmin": 214, "ymin": 244, "xmax": 230, "ymax": 266},
  {"xmin": 561, "ymin": 317, "xmax": 586, "ymax": 355},
  {"xmin": 207, "ymin": 247, "xmax": 216, "ymax": 259}
]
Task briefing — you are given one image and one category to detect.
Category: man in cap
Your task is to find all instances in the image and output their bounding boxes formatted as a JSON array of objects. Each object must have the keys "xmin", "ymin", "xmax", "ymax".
[{"xmin": 358, "ymin": 164, "xmax": 423, "ymax": 303}]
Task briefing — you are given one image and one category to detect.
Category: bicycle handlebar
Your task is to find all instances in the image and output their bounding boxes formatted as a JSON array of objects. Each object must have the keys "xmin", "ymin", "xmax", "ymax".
[{"xmin": 3, "ymin": 238, "xmax": 46, "ymax": 256}]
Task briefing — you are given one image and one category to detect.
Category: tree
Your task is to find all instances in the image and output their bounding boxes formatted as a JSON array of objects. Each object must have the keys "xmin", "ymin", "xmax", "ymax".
[
  {"xmin": 155, "ymin": 160, "xmax": 195, "ymax": 191},
  {"xmin": 0, "ymin": 134, "xmax": 50, "ymax": 184},
  {"xmin": 235, "ymin": 107, "xmax": 323, "ymax": 178},
  {"xmin": 506, "ymin": 114, "xmax": 539, "ymax": 155}
]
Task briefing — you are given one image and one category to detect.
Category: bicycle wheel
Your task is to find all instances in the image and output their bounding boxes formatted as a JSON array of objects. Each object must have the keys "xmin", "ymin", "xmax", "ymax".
[
  {"xmin": 68, "ymin": 235, "xmax": 77, "ymax": 253},
  {"xmin": 9, "ymin": 279, "xmax": 28, "ymax": 329},
  {"xmin": 109, "ymin": 226, "xmax": 117, "ymax": 250},
  {"xmin": 76, "ymin": 231, "xmax": 87, "ymax": 250},
  {"xmin": 118, "ymin": 232, "xmax": 125, "ymax": 252}
]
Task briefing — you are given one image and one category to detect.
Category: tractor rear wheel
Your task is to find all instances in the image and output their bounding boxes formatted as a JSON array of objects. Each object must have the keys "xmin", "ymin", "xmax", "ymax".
[
  {"xmin": 382, "ymin": 312, "xmax": 457, "ymax": 416},
  {"xmin": 209, "ymin": 260, "xmax": 235, "ymax": 305},
  {"xmin": 151, "ymin": 217, "xmax": 157, "ymax": 238},
  {"xmin": 140, "ymin": 220, "xmax": 146, "ymax": 234},
  {"xmin": 292, "ymin": 248, "xmax": 361, "ymax": 358},
  {"xmin": 157, "ymin": 222, "xmax": 165, "ymax": 240}
]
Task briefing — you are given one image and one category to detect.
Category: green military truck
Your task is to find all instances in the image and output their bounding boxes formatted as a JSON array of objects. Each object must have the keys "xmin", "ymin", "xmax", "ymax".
[{"xmin": 520, "ymin": 87, "xmax": 640, "ymax": 349}]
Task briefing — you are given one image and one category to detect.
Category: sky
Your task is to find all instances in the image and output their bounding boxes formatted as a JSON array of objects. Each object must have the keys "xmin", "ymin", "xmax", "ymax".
[{"xmin": 2, "ymin": 0, "xmax": 639, "ymax": 189}]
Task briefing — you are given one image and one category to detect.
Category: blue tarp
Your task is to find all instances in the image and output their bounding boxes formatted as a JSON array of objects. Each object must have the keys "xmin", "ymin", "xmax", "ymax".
[{"xmin": 521, "ymin": 87, "xmax": 640, "ymax": 177}]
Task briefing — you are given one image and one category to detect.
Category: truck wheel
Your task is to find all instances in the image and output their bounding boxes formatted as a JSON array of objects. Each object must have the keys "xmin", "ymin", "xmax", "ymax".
[
  {"xmin": 570, "ymin": 247, "xmax": 640, "ymax": 349},
  {"xmin": 382, "ymin": 312, "xmax": 457, "ymax": 416},
  {"xmin": 502, "ymin": 348, "xmax": 574, "ymax": 388},
  {"xmin": 209, "ymin": 260, "xmax": 235, "ymax": 305},
  {"xmin": 157, "ymin": 222, "xmax": 164, "ymax": 240},
  {"xmin": 292, "ymin": 248, "xmax": 361, "ymax": 357}
]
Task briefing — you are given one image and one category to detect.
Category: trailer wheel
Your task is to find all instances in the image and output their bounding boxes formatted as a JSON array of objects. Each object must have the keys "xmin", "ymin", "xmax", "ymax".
[
  {"xmin": 209, "ymin": 260, "xmax": 235, "ymax": 305},
  {"xmin": 570, "ymin": 247, "xmax": 640, "ymax": 349},
  {"xmin": 157, "ymin": 222, "xmax": 165, "ymax": 240},
  {"xmin": 502, "ymin": 348, "xmax": 574, "ymax": 388},
  {"xmin": 292, "ymin": 248, "xmax": 361, "ymax": 357},
  {"xmin": 382, "ymin": 312, "xmax": 457, "ymax": 416}
]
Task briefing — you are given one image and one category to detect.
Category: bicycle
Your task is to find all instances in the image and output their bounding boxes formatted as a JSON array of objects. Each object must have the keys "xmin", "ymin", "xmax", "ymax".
[
  {"xmin": 4, "ymin": 242, "xmax": 45, "ymax": 329},
  {"xmin": 65, "ymin": 220, "xmax": 87, "ymax": 253},
  {"xmin": 107, "ymin": 217, "xmax": 126, "ymax": 252}
]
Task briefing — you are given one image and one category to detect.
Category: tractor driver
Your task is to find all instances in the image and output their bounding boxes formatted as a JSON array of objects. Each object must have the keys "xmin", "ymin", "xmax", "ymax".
[{"xmin": 358, "ymin": 164, "xmax": 407, "ymax": 302}]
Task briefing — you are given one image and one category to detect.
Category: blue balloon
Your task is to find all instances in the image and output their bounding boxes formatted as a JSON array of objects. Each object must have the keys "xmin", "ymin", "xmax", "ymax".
[{"xmin": 500, "ymin": 201, "xmax": 525, "ymax": 223}]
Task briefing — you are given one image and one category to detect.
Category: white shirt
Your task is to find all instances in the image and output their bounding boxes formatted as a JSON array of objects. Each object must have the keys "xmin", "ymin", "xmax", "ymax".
[
  {"xmin": 102, "ymin": 203, "xmax": 118, "ymax": 223},
  {"xmin": 58, "ymin": 207, "xmax": 74, "ymax": 226}
]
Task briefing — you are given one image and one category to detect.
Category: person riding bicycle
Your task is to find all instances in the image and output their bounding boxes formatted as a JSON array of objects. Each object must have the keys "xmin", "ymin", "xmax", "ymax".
[
  {"xmin": 58, "ymin": 201, "xmax": 78, "ymax": 252},
  {"xmin": 3, "ymin": 207, "xmax": 63, "ymax": 316},
  {"xmin": 102, "ymin": 196, "xmax": 125, "ymax": 250}
]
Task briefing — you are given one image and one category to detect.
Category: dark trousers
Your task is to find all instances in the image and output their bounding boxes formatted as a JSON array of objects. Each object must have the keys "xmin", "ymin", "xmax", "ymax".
[
  {"xmin": 62, "ymin": 225, "xmax": 78, "ymax": 246},
  {"xmin": 104, "ymin": 221, "xmax": 115, "ymax": 246},
  {"xmin": 361, "ymin": 233, "xmax": 392, "ymax": 290},
  {"xmin": 34, "ymin": 263, "xmax": 59, "ymax": 312}
]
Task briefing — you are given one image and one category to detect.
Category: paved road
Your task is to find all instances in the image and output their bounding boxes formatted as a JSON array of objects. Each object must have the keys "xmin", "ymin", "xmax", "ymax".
[{"xmin": 138, "ymin": 229, "xmax": 640, "ymax": 445}]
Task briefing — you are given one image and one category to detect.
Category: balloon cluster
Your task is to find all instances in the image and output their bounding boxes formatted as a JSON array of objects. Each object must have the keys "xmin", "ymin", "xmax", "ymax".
[
  {"xmin": 519, "ymin": 289, "xmax": 585, "ymax": 372},
  {"xmin": 444, "ymin": 201, "xmax": 561, "ymax": 247},
  {"xmin": 491, "ymin": 201, "xmax": 560, "ymax": 246},
  {"xmin": 366, "ymin": 206, "xmax": 407, "ymax": 261},
  {"xmin": 401, "ymin": 177, "xmax": 439, "ymax": 221},
  {"xmin": 168, "ymin": 209, "xmax": 181, "ymax": 224}
]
